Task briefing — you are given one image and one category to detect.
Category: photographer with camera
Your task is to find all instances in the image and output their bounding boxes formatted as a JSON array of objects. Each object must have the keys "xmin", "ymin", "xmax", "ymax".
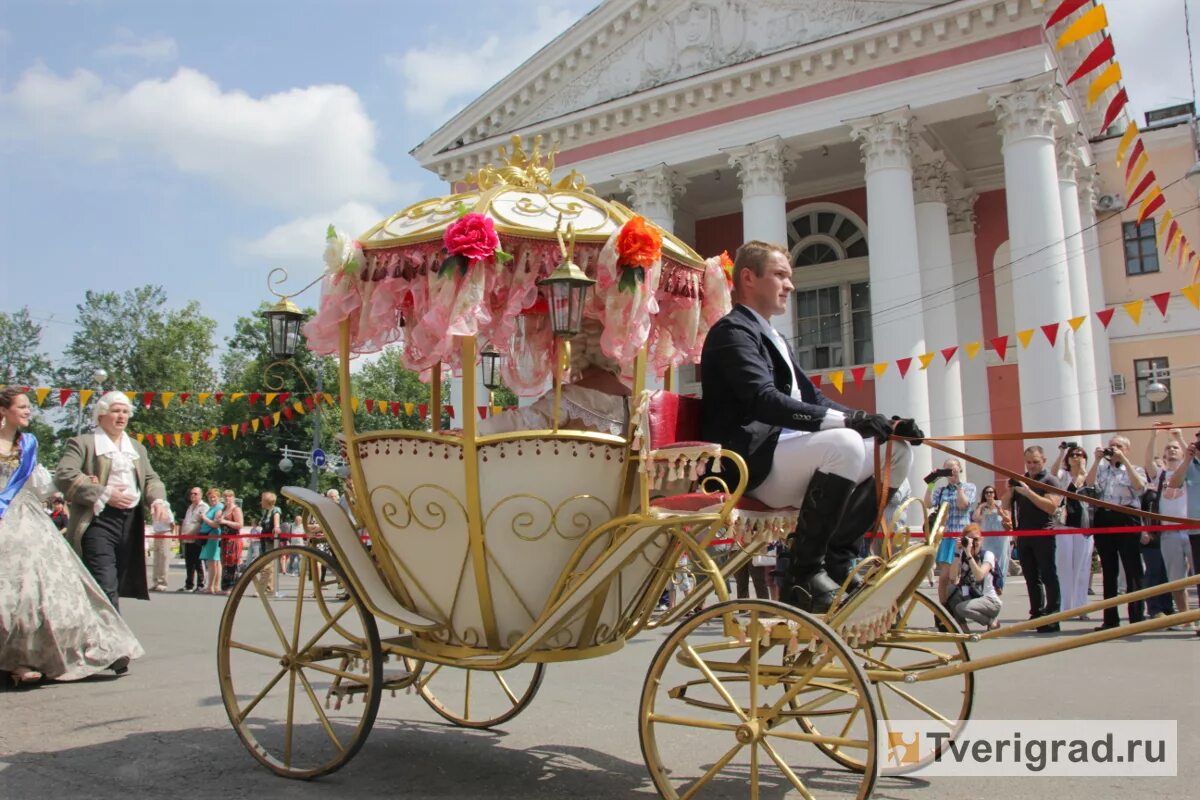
[
  {"xmin": 972, "ymin": 484, "xmax": 1013, "ymax": 593},
  {"xmin": 943, "ymin": 523, "xmax": 1002, "ymax": 631},
  {"xmin": 1050, "ymin": 441, "xmax": 1094, "ymax": 617},
  {"xmin": 1084, "ymin": 435, "xmax": 1147, "ymax": 630},
  {"xmin": 1153, "ymin": 428, "xmax": 1196, "ymax": 629},
  {"xmin": 924, "ymin": 458, "xmax": 976, "ymax": 606},
  {"xmin": 1005, "ymin": 446, "xmax": 1063, "ymax": 632}
]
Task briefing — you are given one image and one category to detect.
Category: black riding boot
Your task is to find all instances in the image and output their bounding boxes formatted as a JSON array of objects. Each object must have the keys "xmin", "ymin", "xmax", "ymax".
[
  {"xmin": 776, "ymin": 470, "xmax": 857, "ymax": 614},
  {"xmin": 826, "ymin": 479, "xmax": 899, "ymax": 592}
]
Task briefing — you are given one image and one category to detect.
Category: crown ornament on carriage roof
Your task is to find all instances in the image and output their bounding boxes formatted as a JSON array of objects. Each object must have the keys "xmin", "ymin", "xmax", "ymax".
[{"xmin": 469, "ymin": 134, "xmax": 589, "ymax": 193}]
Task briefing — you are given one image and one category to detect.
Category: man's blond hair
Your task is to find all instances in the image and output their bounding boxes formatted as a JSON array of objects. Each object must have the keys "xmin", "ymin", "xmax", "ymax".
[{"xmin": 732, "ymin": 240, "xmax": 788, "ymax": 298}]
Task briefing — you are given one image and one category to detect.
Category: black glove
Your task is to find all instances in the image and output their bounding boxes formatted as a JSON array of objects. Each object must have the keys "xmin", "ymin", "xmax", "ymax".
[
  {"xmin": 891, "ymin": 416, "xmax": 925, "ymax": 445},
  {"xmin": 846, "ymin": 410, "xmax": 893, "ymax": 440}
]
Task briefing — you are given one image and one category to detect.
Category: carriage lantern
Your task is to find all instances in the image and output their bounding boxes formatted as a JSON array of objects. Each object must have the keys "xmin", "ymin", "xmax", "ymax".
[
  {"xmin": 263, "ymin": 296, "xmax": 305, "ymax": 360},
  {"xmin": 480, "ymin": 344, "xmax": 502, "ymax": 392},
  {"xmin": 538, "ymin": 222, "xmax": 595, "ymax": 337}
]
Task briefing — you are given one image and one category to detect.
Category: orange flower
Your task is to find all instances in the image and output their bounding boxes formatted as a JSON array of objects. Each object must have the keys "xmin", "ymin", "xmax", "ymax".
[
  {"xmin": 719, "ymin": 250, "xmax": 734, "ymax": 288},
  {"xmin": 616, "ymin": 215, "xmax": 662, "ymax": 268}
]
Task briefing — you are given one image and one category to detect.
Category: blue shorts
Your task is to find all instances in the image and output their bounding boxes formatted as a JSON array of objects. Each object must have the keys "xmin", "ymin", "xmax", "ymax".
[{"xmin": 935, "ymin": 536, "xmax": 958, "ymax": 565}]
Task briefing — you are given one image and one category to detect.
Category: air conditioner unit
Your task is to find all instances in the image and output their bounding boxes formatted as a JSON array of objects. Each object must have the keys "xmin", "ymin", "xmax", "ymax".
[
  {"xmin": 1096, "ymin": 193, "xmax": 1125, "ymax": 212},
  {"xmin": 1109, "ymin": 373, "xmax": 1127, "ymax": 395}
]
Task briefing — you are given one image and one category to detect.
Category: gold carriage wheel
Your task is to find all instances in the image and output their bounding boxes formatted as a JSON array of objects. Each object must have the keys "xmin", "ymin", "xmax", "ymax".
[
  {"xmin": 401, "ymin": 657, "xmax": 545, "ymax": 730},
  {"xmin": 640, "ymin": 598, "xmax": 879, "ymax": 800},
  {"xmin": 218, "ymin": 545, "xmax": 383, "ymax": 779},
  {"xmin": 794, "ymin": 589, "xmax": 974, "ymax": 775}
]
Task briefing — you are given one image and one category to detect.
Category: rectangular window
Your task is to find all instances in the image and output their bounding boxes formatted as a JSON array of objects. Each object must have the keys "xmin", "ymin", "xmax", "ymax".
[
  {"xmin": 793, "ymin": 282, "xmax": 872, "ymax": 371},
  {"xmin": 1134, "ymin": 357, "xmax": 1172, "ymax": 415},
  {"xmin": 1123, "ymin": 220, "xmax": 1159, "ymax": 275}
]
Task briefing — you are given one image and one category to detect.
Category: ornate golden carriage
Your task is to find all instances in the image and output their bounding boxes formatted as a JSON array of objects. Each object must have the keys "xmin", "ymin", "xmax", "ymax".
[{"xmin": 217, "ymin": 138, "xmax": 1200, "ymax": 797}]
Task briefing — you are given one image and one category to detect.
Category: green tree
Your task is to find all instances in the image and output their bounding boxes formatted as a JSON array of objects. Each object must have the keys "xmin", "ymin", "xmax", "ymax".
[
  {"xmin": 0, "ymin": 308, "xmax": 58, "ymax": 466},
  {"xmin": 353, "ymin": 345, "xmax": 449, "ymax": 433}
]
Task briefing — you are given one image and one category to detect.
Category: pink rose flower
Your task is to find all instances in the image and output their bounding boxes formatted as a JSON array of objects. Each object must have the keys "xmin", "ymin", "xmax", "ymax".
[{"xmin": 444, "ymin": 212, "xmax": 500, "ymax": 262}]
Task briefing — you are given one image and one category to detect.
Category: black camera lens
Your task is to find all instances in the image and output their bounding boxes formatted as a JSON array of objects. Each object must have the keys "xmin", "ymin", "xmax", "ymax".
[{"xmin": 1103, "ymin": 447, "xmax": 1114, "ymax": 457}]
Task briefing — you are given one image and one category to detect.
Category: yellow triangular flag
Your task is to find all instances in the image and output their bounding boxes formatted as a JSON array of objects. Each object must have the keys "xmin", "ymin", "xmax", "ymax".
[
  {"xmin": 377, "ymin": 399, "xmax": 387, "ymax": 414},
  {"xmin": 79, "ymin": 389, "xmax": 94, "ymax": 408},
  {"xmin": 154, "ymin": 434, "xmax": 164, "ymax": 447},
  {"xmin": 293, "ymin": 401, "xmax": 305, "ymax": 414},
  {"xmin": 231, "ymin": 425, "xmax": 238, "ymax": 440},
  {"xmin": 1115, "ymin": 122, "xmax": 1139, "ymax": 166},
  {"xmin": 34, "ymin": 387, "xmax": 50, "ymax": 406},
  {"xmin": 323, "ymin": 393, "xmax": 334, "ymax": 405},
  {"xmin": 160, "ymin": 391, "xmax": 175, "ymax": 408},
  {"xmin": 1123, "ymin": 299, "xmax": 1144, "ymax": 324},
  {"xmin": 1181, "ymin": 283, "xmax": 1200, "ymax": 309},
  {"xmin": 1017, "ymin": 329, "xmax": 1035, "ymax": 348},
  {"xmin": 1137, "ymin": 188, "xmax": 1163, "ymax": 223},
  {"xmin": 872, "ymin": 362, "xmax": 888, "ymax": 378},
  {"xmin": 964, "ymin": 341, "xmax": 983, "ymax": 360},
  {"xmin": 192, "ymin": 431, "xmax": 201, "ymax": 446},
  {"xmin": 273, "ymin": 412, "xmax": 281, "ymax": 425},
  {"xmin": 404, "ymin": 402, "xmax": 415, "ymax": 415},
  {"xmin": 829, "ymin": 371, "xmax": 844, "ymax": 393},
  {"xmin": 1124, "ymin": 152, "xmax": 1149, "ymax": 194},
  {"xmin": 1086, "ymin": 62, "xmax": 1122, "ymax": 107},
  {"xmin": 917, "ymin": 352, "xmax": 935, "ymax": 370},
  {"xmin": 231, "ymin": 392, "xmax": 246, "ymax": 402},
  {"xmin": 198, "ymin": 392, "xmax": 211, "ymax": 405},
  {"xmin": 135, "ymin": 433, "xmax": 145, "ymax": 443},
  {"xmin": 1056, "ymin": 4, "xmax": 1107, "ymax": 49},
  {"xmin": 351, "ymin": 397, "xmax": 360, "ymax": 412},
  {"xmin": 493, "ymin": 405, "xmax": 503, "ymax": 416},
  {"xmin": 265, "ymin": 393, "xmax": 277, "ymax": 406},
  {"xmin": 1157, "ymin": 210, "xmax": 1175, "ymax": 244},
  {"xmin": 1067, "ymin": 315, "xmax": 1086, "ymax": 331},
  {"xmin": 251, "ymin": 418, "xmax": 261, "ymax": 432},
  {"xmin": 1167, "ymin": 230, "xmax": 1183, "ymax": 259}
]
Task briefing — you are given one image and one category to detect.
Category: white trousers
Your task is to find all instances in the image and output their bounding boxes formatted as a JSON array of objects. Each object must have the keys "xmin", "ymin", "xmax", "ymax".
[
  {"xmin": 152, "ymin": 535, "xmax": 172, "ymax": 588},
  {"xmin": 1055, "ymin": 532, "xmax": 1093, "ymax": 612},
  {"xmin": 750, "ymin": 429, "xmax": 913, "ymax": 510}
]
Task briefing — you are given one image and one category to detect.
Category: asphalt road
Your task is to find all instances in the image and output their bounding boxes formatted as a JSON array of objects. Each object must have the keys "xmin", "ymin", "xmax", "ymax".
[{"xmin": 1, "ymin": 563, "xmax": 1197, "ymax": 800}]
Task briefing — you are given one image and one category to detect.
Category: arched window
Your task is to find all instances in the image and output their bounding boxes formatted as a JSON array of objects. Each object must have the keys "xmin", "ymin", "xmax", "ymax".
[{"xmin": 786, "ymin": 203, "xmax": 872, "ymax": 370}]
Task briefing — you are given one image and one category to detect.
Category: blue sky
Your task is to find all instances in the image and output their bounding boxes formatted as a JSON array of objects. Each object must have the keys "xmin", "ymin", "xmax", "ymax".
[{"xmin": 0, "ymin": 0, "xmax": 1196, "ymax": 365}]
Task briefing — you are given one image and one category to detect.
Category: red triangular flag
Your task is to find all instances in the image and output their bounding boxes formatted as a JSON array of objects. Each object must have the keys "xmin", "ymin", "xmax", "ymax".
[
  {"xmin": 1046, "ymin": 0, "xmax": 1091, "ymax": 28},
  {"xmin": 214, "ymin": 392, "xmax": 224, "ymax": 403},
  {"xmin": 282, "ymin": 407, "xmax": 294, "ymax": 420},
  {"xmin": 851, "ymin": 366, "xmax": 867, "ymax": 387},
  {"xmin": 248, "ymin": 392, "xmax": 261, "ymax": 406},
  {"xmin": 1101, "ymin": 88, "xmax": 1129, "ymax": 132},
  {"xmin": 220, "ymin": 425, "xmax": 231, "ymax": 436},
  {"xmin": 365, "ymin": 398, "xmax": 375, "ymax": 413},
  {"xmin": 144, "ymin": 436, "xmax": 155, "ymax": 448},
  {"xmin": 164, "ymin": 434, "xmax": 174, "ymax": 447},
  {"xmin": 240, "ymin": 422, "xmax": 250, "ymax": 435},
  {"xmin": 1127, "ymin": 170, "xmax": 1156, "ymax": 207},
  {"xmin": 1137, "ymin": 192, "xmax": 1166, "ymax": 225},
  {"xmin": 142, "ymin": 391, "xmax": 154, "ymax": 408},
  {"xmin": 179, "ymin": 392, "xmax": 190, "ymax": 404},
  {"xmin": 278, "ymin": 392, "xmax": 290, "ymax": 404},
  {"xmin": 1040, "ymin": 323, "xmax": 1060, "ymax": 347},
  {"xmin": 390, "ymin": 401, "xmax": 400, "ymax": 415},
  {"xmin": 896, "ymin": 357, "xmax": 913, "ymax": 378},
  {"xmin": 182, "ymin": 433, "xmax": 192, "ymax": 446},
  {"xmin": 304, "ymin": 396, "xmax": 316, "ymax": 411},
  {"xmin": 200, "ymin": 429, "xmax": 211, "ymax": 442},
  {"xmin": 1067, "ymin": 35, "xmax": 1114, "ymax": 85},
  {"xmin": 445, "ymin": 405, "xmax": 455, "ymax": 419},
  {"xmin": 811, "ymin": 374, "xmax": 822, "ymax": 388},
  {"xmin": 990, "ymin": 336, "xmax": 1009, "ymax": 361},
  {"xmin": 418, "ymin": 403, "xmax": 428, "ymax": 419},
  {"xmin": 1096, "ymin": 307, "xmax": 1116, "ymax": 329},
  {"xmin": 59, "ymin": 388, "xmax": 72, "ymax": 406},
  {"xmin": 940, "ymin": 346, "xmax": 958, "ymax": 363},
  {"xmin": 477, "ymin": 406, "xmax": 487, "ymax": 419},
  {"xmin": 1125, "ymin": 138, "xmax": 1146, "ymax": 181},
  {"xmin": 263, "ymin": 414, "xmax": 273, "ymax": 429},
  {"xmin": 1150, "ymin": 291, "xmax": 1171, "ymax": 316}
]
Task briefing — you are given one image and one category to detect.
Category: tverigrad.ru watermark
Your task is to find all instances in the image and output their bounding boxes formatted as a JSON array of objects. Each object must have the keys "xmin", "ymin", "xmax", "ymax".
[{"xmin": 880, "ymin": 720, "xmax": 1177, "ymax": 776}]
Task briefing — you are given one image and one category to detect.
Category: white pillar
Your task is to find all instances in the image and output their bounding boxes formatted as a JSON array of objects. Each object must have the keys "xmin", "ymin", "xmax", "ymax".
[
  {"xmin": 724, "ymin": 137, "xmax": 794, "ymax": 339},
  {"xmin": 617, "ymin": 163, "xmax": 686, "ymax": 233},
  {"xmin": 1056, "ymin": 131, "xmax": 1103, "ymax": 451},
  {"xmin": 988, "ymin": 76, "xmax": 1081, "ymax": 452},
  {"xmin": 948, "ymin": 191, "xmax": 995, "ymax": 473},
  {"xmin": 848, "ymin": 108, "xmax": 933, "ymax": 486},
  {"xmin": 1077, "ymin": 165, "xmax": 1117, "ymax": 431},
  {"xmin": 914, "ymin": 155, "xmax": 965, "ymax": 439}
]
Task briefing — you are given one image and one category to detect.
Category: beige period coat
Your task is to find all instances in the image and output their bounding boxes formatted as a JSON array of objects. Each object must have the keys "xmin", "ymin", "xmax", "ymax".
[{"xmin": 54, "ymin": 433, "xmax": 166, "ymax": 601}]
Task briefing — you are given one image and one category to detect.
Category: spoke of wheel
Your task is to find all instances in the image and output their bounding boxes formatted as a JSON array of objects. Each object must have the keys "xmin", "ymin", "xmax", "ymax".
[
  {"xmin": 748, "ymin": 611, "xmax": 760, "ymax": 721},
  {"xmin": 290, "ymin": 560, "xmax": 308, "ymax": 654},
  {"xmin": 294, "ymin": 601, "xmax": 353, "ymax": 658},
  {"xmin": 301, "ymin": 660, "xmax": 373, "ymax": 684},
  {"xmin": 237, "ymin": 668, "xmax": 288, "ymax": 723},
  {"xmin": 284, "ymin": 669, "xmax": 297, "ymax": 768},
  {"xmin": 464, "ymin": 668, "xmax": 472, "ymax": 720},
  {"xmin": 767, "ymin": 727, "xmax": 870, "ymax": 749},
  {"xmin": 255, "ymin": 573, "xmax": 291, "ymax": 653},
  {"xmin": 678, "ymin": 741, "xmax": 745, "ymax": 800},
  {"xmin": 682, "ymin": 642, "xmax": 749, "ymax": 723},
  {"xmin": 229, "ymin": 640, "xmax": 283, "ymax": 660},
  {"xmin": 750, "ymin": 740, "xmax": 760, "ymax": 800},
  {"xmin": 881, "ymin": 681, "xmax": 954, "ymax": 726},
  {"xmin": 493, "ymin": 671, "xmax": 519, "ymax": 707},
  {"xmin": 763, "ymin": 647, "xmax": 837, "ymax": 722},
  {"xmin": 790, "ymin": 684, "xmax": 856, "ymax": 716},
  {"xmin": 418, "ymin": 662, "xmax": 443, "ymax": 691},
  {"xmin": 647, "ymin": 713, "xmax": 741, "ymax": 732},
  {"xmin": 761, "ymin": 738, "xmax": 816, "ymax": 800},
  {"xmin": 296, "ymin": 667, "xmax": 346, "ymax": 754}
]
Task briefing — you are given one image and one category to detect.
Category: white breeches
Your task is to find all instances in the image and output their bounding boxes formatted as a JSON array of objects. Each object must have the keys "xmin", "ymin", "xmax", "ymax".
[
  {"xmin": 1055, "ymin": 532, "xmax": 1094, "ymax": 612},
  {"xmin": 750, "ymin": 429, "xmax": 913, "ymax": 509}
]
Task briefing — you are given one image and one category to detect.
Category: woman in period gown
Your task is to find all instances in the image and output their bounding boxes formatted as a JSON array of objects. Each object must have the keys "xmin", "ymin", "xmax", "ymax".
[{"xmin": 0, "ymin": 388, "xmax": 143, "ymax": 685}]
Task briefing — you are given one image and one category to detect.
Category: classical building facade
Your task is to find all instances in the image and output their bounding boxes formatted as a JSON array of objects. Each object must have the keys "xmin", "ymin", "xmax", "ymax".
[{"xmin": 414, "ymin": 0, "xmax": 1200, "ymax": 483}]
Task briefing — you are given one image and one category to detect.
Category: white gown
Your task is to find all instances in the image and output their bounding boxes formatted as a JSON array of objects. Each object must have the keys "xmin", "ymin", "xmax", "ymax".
[{"xmin": 0, "ymin": 450, "xmax": 144, "ymax": 680}]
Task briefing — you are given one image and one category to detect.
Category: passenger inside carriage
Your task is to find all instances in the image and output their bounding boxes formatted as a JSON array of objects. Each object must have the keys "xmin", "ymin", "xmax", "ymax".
[{"xmin": 476, "ymin": 318, "xmax": 631, "ymax": 437}]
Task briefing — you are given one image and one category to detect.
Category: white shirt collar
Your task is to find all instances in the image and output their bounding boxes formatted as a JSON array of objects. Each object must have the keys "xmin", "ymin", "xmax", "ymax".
[
  {"xmin": 94, "ymin": 431, "xmax": 137, "ymax": 458},
  {"xmin": 739, "ymin": 303, "xmax": 775, "ymax": 335}
]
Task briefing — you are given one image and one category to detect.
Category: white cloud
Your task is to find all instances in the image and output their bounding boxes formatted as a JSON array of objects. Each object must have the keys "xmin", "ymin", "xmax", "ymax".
[
  {"xmin": 386, "ymin": 4, "xmax": 577, "ymax": 122},
  {"xmin": 1, "ymin": 65, "xmax": 397, "ymax": 212},
  {"xmin": 239, "ymin": 201, "xmax": 392, "ymax": 264},
  {"xmin": 1104, "ymin": 0, "xmax": 1197, "ymax": 117},
  {"xmin": 96, "ymin": 29, "xmax": 178, "ymax": 62}
]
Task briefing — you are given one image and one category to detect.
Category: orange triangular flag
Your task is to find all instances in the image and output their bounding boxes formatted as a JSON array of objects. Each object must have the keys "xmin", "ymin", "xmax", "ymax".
[
  {"xmin": 404, "ymin": 402, "xmax": 415, "ymax": 415},
  {"xmin": 873, "ymin": 362, "xmax": 888, "ymax": 378},
  {"xmin": 265, "ymin": 393, "xmax": 277, "ymax": 406},
  {"xmin": 1067, "ymin": 315, "xmax": 1087, "ymax": 331},
  {"xmin": 918, "ymin": 352, "xmax": 936, "ymax": 370},
  {"xmin": 323, "ymin": 393, "xmax": 334, "ymax": 405},
  {"xmin": 198, "ymin": 392, "xmax": 210, "ymax": 405},
  {"xmin": 160, "ymin": 392, "xmax": 175, "ymax": 408},
  {"xmin": 230, "ymin": 392, "xmax": 245, "ymax": 402},
  {"xmin": 1056, "ymin": 4, "xmax": 1107, "ymax": 49},
  {"xmin": 1123, "ymin": 299, "xmax": 1144, "ymax": 324},
  {"xmin": 154, "ymin": 434, "xmax": 164, "ymax": 447},
  {"xmin": 1086, "ymin": 62, "xmax": 1121, "ymax": 107},
  {"xmin": 34, "ymin": 387, "xmax": 50, "ymax": 406},
  {"xmin": 272, "ymin": 412, "xmax": 281, "ymax": 425},
  {"xmin": 251, "ymin": 418, "xmax": 260, "ymax": 432},
  {"xmin": 135, "ymin": 433, "xmax": 145, "ymax": 443},
  {"xmin": 79, "ymin": 389, "xmax": 94, "ymax": 408},
  {"xmin": 1016, "ymin": 329, "xmax": 1035, "ymax": 349},
  {"xmin": 293, "ymin": 401, "xmax": 306, "ymax": 414},
  {"xmin": 1181, "ymin": 283, "xmax": 1200, "ymax": 309},
  {"xmin": 964, "ymin": 341, "xmax": 983, "ymax": 360},
  {"xmin": 351, "ymin": 397, "xmax": 360, "ymax": 411},
  {"xmin": 1156, "ymin": 210, "xmax": 1175, "ymax": 244},
  {"xmin": 1115, "ymin": 120, "xmax": 1139, "ymax": 166},
  {"xmin": 829, "ymin": 371, "xmax": 844, "ymax": 393}
]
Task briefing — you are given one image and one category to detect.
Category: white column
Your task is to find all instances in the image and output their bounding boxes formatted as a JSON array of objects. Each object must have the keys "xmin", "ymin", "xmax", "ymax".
[
  {"xmin": 948, "ymin": 191, "xmax": 995, "ymax": 473},
  {"xmin": 1077, "ymin": 165, "xmax": 1117, "ymax": 431},
  {"xmin": 848, "ymin": 108, "xmax": 932, "ymax": 486},
  {"xmin": 914, "ymin": 154, "xmax": 965, "ymax": 438},
  {"xmin": 724, "ymin": 137, "xmax": 794, "ymax": 339},
  {"xmin": 988, "ymin": 76, "xmax": 1081, "ymax": 451},
  {"xmin": 1056, "ymin": 131, "xmax": 1102, "ymax": 451},
  {"xmin": 617, "ymin": 163, "xmax": 687, "ymax": 233}
]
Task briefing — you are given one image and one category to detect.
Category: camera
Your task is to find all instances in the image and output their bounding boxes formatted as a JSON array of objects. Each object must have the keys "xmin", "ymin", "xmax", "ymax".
[
  {"xmin": 923, "ymin": 467, "xmax": 953, "ymax": 483},
  {"xmin": 1059, "ymin": 441, "xmax": 1078, "ymax": 451},
  {"xmin": 1007, "ymin": 477, "xmax": 1021, "ymax": 489},
  {"xmin": 1102, "ymin": 447, "xmax": 1115, "ymax": 458}
]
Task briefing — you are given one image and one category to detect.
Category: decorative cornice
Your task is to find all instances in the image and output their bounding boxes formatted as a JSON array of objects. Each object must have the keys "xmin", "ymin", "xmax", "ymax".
[
  {"xmin": 913, "ymin": 153, "xmax": 949, "ymax": 204},
  {"xmin": 987, "ymin": 72, "xmax": 1060, "ymax": 146},
  {"xmin": 1076, "ymin": 163, "xmax": 1100, "ymax": 216},
  {"xmin": 848, "ymin": 107, "xmax": 914, "ymax": 174},
  {"xmin": 616, "ymin": 163, "xmax": 688, "ymax": 221},
  {"xmin": 947, "ymin": 189, "xmax": 978, "ymax": 235},
  {"xmin": 723, "ymin": 137, "xmax": 793, "ymax": 198},
  {"xmin": 1054, "ymin": 117, "xmax": 1086, "ymax": 182}
]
